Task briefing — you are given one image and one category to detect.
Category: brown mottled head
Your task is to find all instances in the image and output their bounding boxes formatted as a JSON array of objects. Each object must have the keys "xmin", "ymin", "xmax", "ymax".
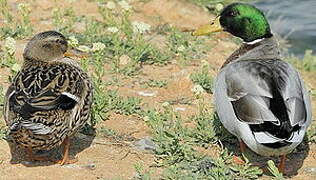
[{"xmin": 23, "ymin": 31, "xmax": 68, "ymax": 62}]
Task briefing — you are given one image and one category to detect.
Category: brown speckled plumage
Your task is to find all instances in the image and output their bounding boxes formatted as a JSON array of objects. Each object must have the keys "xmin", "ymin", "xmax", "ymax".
[{"xmin": 3, "ymin": 31, "xmax": 93, "ymax": 164}]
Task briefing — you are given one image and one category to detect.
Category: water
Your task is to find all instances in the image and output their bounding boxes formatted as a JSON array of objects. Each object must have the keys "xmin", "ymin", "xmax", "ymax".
[{"xmin": 253, "ymin": 0, "xmax": 316, "ymax": 57}]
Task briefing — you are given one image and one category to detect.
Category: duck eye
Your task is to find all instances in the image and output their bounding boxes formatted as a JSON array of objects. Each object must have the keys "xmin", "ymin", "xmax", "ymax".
[
  {"xmin": 42, "ymin": 44, "xmax": 52, "ymax": 48},
  {"xmin": 55, "ymin": 39, "xmax": 66, "ymax": 45},
  {"xmin": 229, "ymin": 11, "xmax": 238, "ymax": 17}
]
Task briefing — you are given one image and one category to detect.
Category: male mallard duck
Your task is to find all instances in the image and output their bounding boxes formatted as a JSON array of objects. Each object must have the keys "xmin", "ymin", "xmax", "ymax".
[
  {"xmin": 193, "ymin": 3, "xmax": 312, "ymax": 173},
  {"xmin": 3, "ymin": 31, "xmax": 93, "ymax": 165}
]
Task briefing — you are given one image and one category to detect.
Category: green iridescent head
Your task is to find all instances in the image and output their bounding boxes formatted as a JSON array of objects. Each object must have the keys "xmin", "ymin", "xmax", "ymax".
[{"xmin": 193, "ymin": 3, "xmax": 272, "ymax": 42}]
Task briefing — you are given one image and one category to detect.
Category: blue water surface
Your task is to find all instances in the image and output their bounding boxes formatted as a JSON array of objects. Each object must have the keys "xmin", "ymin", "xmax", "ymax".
[{"xmin": 253, "ymin": 0, "xmax": 316, "ymax": 56}]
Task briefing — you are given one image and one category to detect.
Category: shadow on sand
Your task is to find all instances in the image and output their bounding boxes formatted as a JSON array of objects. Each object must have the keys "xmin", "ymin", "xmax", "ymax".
[{"xmin": 5, "ymin": 124, "xmax": 96, "ymax": 167}]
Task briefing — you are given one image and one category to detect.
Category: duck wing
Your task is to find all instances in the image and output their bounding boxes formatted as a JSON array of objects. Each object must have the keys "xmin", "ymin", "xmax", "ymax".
[
  {"xmin": 224, "ymin": 59, "xmax": 309, "ymax": 143},
  {"xmin": 5, "ymin": 64, "xmax": 86, "ymax": 134}
]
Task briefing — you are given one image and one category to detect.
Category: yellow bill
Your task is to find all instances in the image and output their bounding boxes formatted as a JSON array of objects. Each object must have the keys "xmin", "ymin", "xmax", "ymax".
[{"xmin": 192, "ymin": 16, "xmax": 224, "ymax": 36}]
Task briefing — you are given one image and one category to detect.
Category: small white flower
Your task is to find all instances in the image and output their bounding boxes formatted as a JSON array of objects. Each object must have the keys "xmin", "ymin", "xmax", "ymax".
[
  {"xmin": 118, "ymin": 0, "xmax": 131, "ymax": 11},
  {"xmin": 107, "ymin": 27, "xmax": 119, "ymax": 33},
  {"xmin": 4, "ymin": 37, "xmax": 16, "ymax": 56},
  {"xmin": 17, "ymin": 3, "xmax": 30, "ymax": 13},
  {"xmin": 77, "ymin": 45, "xmax": 91, "ymax": 52},
  {"xmin": 201, "ymin": 59, "xmax": 209, "ymax": 67},
  {"xmin": 162, "ymin": 102, "xmax": 170, "ymax": 107},
  {"xmin": 143, "ymin": 116, "xmax": 150, "ymax": 122},
  {"xmin": 106, "ymin": 1, "xmax": 116, "ymax": 9},
  {"xmin": 68, "ymin": 36, "xmax": 79, "ymax": 47},
  {"xmin": 215, "ymin": 3, "xmax": 224, "ymax": 12},
  {"xmin": 177, "ymin": 45, "xmax": 185, "ymax": 52},
  {"xmin": 191, "ymin": 84, "xmax": 205, "ymax": 95},
  {"xmin": 17, "ymin": 3, "xmax": 31, "ymax": 18},
  {"xmin": 132, "ymin": 21, "xmax": 151, "ymax": 34},
  {"xmin": 91, "ymin": 42, "xmax": 106, "ymax": 52}
]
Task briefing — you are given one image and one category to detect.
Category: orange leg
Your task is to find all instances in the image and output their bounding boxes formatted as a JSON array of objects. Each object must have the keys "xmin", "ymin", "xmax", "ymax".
[
  {"xmin": 56, "ymin": 136, "xmax": 78, "ymax": 165},
  {"xmin": 239, "ymin": 140, "xmax": 246, "ymax": 153},
  {"xmin": 278, "ymin": 155, "xmax": 286, "ymax": 174},
  {"xmin": 233, "ymin": 140, "xmax": 246, "ymax": 165}
]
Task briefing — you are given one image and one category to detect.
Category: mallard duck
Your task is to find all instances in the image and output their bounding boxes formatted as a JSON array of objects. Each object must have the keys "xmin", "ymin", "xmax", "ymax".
[
  {"xmin": 193, "ymin": 3, "xmax": 312, "ymax": 173},
  {"xmin": 3, "ymin": 31, "xmax": 93, "ymax": 165}
]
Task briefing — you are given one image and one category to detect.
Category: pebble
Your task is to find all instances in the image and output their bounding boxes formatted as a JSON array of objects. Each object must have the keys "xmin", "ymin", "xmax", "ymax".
[
  {"xmin": 62, "ymin": 163, "xmax": 96, "ymax": 170},
  {"xmin": 133, "ymin": 136, "xmax": 157, "ymax": 152},
  {"xmin": 137, "ymin": 91, "xmax": 157, "ymax": 97},
  {"xmin": 62, "ymin": 164, "xmax": 79, "ymax": 169},
  {"xmin": 82, "ymin": 163, "xmax": 96, "ymax": 170},
  {"xmin": 175, "ymin": 107, "xmax": 186, "ymax": 111},
  {"xmin": 119, "ymin": 55, "xmax": 132, "ymax": 66},
  {"xmin": 303, "ymin": 167, "xmax": 316, "ymax": 175}
]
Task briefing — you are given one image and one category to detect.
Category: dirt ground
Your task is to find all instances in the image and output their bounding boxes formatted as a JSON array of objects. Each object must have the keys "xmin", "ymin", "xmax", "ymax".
[{"xmin": 1, "ymin": 0, "xmax": 316, "ymax": 179}]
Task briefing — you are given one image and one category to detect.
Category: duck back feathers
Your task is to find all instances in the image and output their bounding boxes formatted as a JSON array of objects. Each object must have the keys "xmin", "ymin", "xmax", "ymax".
[
  {"xmin": 215, "ymin": 37, "xmax": 311, "ymax": 155},
  {"xmin": 4, "ymin": 58, "xmax": 93, "ymax": 150}
]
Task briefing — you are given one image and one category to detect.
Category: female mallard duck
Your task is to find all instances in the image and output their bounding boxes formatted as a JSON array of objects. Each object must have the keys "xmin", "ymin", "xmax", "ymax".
[
  {"xmin": 3, "ymin": 31, "xmax": 93, "ymax": 165},
  {"xmin": 193, "ymin": 3, "xmax": 312, "ymax": 173}
]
